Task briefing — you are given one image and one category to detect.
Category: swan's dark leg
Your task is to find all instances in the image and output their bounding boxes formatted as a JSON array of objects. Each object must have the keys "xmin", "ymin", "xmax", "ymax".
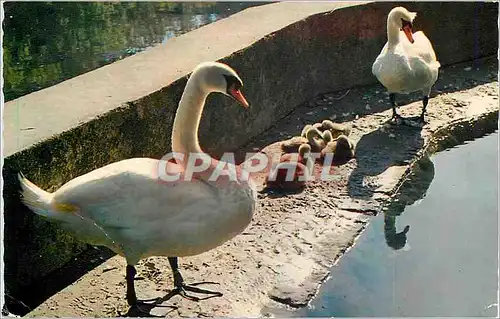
[
  {"xmin": 126, "ymin": 265, "xmax": 138, "ymax": 306},
  {"xmin": 126, "ymin": 265, "xmax": 173, "ymax": 312},
  {"xmin": 390, "ymin": 93, "xmax": 404, "ymax": 125},
  {"xmin": 168, "ymin": 257, "xmax": 223, "ymax": 301},
  {"xmin": 419, "ymin": 96, "xmax": 429, "ymax": 123}
]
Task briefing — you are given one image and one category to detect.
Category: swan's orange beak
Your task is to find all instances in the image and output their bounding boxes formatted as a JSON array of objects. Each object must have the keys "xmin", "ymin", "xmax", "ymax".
[
  {"xmin": 402, "ymin": 23, "xmax": 414, "ymax": 44},
  {"xmin": 230, "ymin": 88, "xmax": 249, "ymax": 108}
]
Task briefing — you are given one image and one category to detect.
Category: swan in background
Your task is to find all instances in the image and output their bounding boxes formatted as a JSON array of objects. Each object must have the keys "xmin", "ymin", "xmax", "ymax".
[
  {"xmin": 18, "ymin": 62, "xmax": 256, "ymax": 308},
  {"xmin": 372, "ymin": 6, "xmax": 440, "ymax": 125}
]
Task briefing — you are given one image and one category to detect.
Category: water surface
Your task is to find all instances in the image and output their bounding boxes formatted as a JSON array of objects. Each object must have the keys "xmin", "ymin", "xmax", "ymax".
[
  {"xmin": 2, "ymin": 2, "xmax": 266, "ymax": 101},
  {"xmin": 293, "ymin": 132, "xmax": 499, "ymax": 317}
]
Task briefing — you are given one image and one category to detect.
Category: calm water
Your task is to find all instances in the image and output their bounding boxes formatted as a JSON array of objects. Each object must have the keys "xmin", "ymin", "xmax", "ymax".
[
  {"xmin": 293, "ymin": 132, "xmax": 499, "ymax": 317},
  {"xmin": 2, "ymin": 2, "xmax": 266, "ymax": 102}
]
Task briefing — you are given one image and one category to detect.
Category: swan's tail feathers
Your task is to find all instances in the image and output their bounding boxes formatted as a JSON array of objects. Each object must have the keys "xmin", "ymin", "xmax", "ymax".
[{"xmin": 18, "ymin": 172, "xmax": 56, "ymax": 218}]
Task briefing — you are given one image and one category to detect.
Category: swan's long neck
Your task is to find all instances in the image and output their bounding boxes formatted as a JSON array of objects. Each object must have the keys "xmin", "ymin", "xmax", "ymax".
[
  {"xmin": 171, "ymin": 77, "xmax": 208, "ymax": 155},
  {"xmin": 387, "ymin": 17, "xmax": 400, "ymax": 49}
]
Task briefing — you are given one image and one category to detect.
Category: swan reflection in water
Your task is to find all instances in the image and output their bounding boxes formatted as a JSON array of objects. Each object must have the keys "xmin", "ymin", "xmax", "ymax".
[{"xmin": 383, "ymin": 155, "xmax": 435, "ymax": 250}]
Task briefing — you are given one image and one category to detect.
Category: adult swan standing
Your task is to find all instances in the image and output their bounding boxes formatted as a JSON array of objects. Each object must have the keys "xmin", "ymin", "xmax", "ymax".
[
  {"xmin": 18, "ymin": 62, "xmax": 257, "ymax": 307},
  {"xmin": 372, "ymin": 6, "xmax": 440, "ymax": 125}
]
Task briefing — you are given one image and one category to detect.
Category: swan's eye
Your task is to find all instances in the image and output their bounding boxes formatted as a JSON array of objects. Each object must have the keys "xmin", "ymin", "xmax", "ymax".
[
  {"xmin": 223, "ymin": 74, "xmax": 248, "ymax": 108},
  {"xmin": 223, "ymin": 75, "xmax": 242, "ymax": 94},
  {"xmin": 401, "ymin": 19, "xmax": 412, "ymax": 29}
]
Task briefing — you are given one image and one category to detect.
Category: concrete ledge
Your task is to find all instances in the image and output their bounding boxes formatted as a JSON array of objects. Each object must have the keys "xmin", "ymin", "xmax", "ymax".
[{"xmin": 3, "ymin": 0, "xmax": 498, "ymax": 304}]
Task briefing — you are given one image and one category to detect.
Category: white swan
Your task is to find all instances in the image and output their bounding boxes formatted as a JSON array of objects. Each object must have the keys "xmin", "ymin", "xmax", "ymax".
[
  {"xmin": 372, "ymin": 6, "xmax": 440, "ymax": 125},
  {"xmin": 18, "ymin": 62, "xmax": 257, "ymax": 307}
]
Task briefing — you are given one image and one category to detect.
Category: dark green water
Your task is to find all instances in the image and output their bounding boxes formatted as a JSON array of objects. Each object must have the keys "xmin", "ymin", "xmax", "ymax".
[
  {"xmin": 2, "ymin": 2, "xmax": 265, "ymax": 102},
  {"xmin": 294, "ymin": 132, "xmax": 499, "ymax": 317}
]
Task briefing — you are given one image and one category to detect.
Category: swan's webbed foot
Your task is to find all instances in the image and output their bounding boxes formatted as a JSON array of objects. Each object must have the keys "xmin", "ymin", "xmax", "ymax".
[
  {"xmin": 169, "ymin": 257, "xmax": 223, "ymax": 302},
  {"xmin": 174, "ymin": 280, "xmax": 223, "ymax": 302},
  {"xmin": 390, "ymin": 112, "xmax": 405, "ymax": 125},
  {"xmin": 128, "ymin": 296, "xmax": 165, "ymax": 307}
]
